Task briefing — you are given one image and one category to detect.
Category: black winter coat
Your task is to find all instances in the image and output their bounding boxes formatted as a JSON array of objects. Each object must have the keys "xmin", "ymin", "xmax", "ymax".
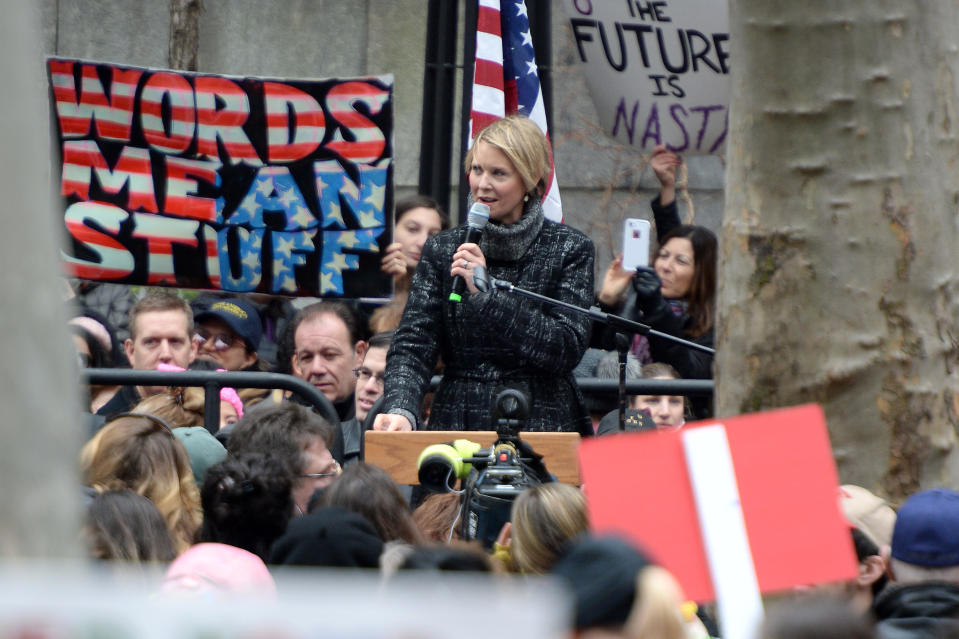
[
  {"xmin": 874, "ymin": 581, "xmax": 959, "ymax": 639},
  {"xmin": 383, "ymin": 210, "xmax": 595, "ymax": 435}
]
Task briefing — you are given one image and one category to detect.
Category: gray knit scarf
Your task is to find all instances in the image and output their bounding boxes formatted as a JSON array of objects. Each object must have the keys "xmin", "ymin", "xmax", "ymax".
[{"xmin": 477, "ymin": 196, "xmax": 545, "ymax": 262}]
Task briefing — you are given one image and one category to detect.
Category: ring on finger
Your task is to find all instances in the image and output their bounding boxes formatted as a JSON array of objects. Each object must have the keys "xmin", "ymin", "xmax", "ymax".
[{"xmin": 461, "ymin": 260, "xmax": 469, "ymax": 268}]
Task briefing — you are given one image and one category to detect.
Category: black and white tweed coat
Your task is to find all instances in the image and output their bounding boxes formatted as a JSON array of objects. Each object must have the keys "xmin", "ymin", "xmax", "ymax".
[{"xmin": 383, "ymin": 210, "xmax": 595, "ymax": 435}]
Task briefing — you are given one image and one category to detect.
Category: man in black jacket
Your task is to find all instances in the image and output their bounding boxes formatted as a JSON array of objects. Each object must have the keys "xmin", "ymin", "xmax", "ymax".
[
  {"xmin": 873, "ymin": 488, "xmax": 959, "ymax": 638},
  {"xmin": 289, "ymin": 301, "xmax": 367, "ymax": 422}
]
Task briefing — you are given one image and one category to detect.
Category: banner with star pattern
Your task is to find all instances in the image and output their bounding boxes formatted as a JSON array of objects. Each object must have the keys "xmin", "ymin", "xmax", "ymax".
[{"xmin": 49, "ymin": 58, "xmax": 394, "ymax": 298}]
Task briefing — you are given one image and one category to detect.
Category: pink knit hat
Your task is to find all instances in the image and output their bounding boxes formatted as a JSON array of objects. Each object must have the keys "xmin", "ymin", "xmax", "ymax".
[
  {"xmin": 155, "ymin": 363, "xmax": 243, "ymax": 419},
  {"xmin": 161, "ymin": 543, "xmax": 275, "ymax": 597}
]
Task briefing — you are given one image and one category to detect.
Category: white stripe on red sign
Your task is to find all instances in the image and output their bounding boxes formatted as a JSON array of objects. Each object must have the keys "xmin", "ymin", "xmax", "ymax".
[{"xmin": 682, "ymin": 424, "xmax": 763, "ymax": 639}]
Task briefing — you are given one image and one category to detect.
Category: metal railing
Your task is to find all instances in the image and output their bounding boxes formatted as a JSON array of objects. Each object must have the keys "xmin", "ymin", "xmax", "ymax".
[
  {"xmin": 429, "ymin": 375, "xmax": 714, "ymax": 396},
  {"xmin": 84, "ymin": 368, "xmax": 714, "ymax": 433},
  {"xmin": 573, "ymin": 377, "xmax": 713, "ymax": 397},
  {"xmin": 83, "ymin": 368, "xmax": 338, "ymax": 434}
]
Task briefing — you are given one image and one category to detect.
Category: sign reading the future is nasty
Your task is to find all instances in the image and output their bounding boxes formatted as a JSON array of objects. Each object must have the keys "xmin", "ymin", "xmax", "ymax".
[
  {"xmin": 48, "ymin": 58, "xmax": 394, "ymax": 298},
  {"xmin": 564, "ymin": 0, "xmax": 729, "ymax": 155}
]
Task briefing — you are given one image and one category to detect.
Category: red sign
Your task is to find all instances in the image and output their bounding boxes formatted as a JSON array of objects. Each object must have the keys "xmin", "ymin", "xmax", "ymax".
[{"xmin": 580, "ymin": 404, "xmax": 858, "ymax": 602}]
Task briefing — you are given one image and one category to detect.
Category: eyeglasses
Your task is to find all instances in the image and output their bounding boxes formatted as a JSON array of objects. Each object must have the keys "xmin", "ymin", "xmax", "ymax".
[
  {"xmin": 194, "ymin": 330, "xmax": 239, "ymax": 352},
  {"xmin": 353, "ymin": 367, "xmax": 386, "ymax": 387},
  {"xmin": 300, "ymin": 459, "xmax": 341, "ymax": 479}
]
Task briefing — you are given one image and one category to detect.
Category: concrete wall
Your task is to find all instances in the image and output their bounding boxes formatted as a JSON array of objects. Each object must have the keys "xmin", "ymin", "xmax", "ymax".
[{"xmin": 42, "ymin": 0, "xmax": 724, "ymax": 278}]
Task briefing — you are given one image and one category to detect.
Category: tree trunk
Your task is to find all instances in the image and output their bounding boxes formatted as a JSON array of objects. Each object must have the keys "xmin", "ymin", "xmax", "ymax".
[
  {"xmin": 0, "ymin": 3, "xmax": 82, "ymax": 557},
  {"xmin": 719, "ymin": 2, "xmax": 959, "ymax": 500},
  {"xmin": 169, "ymin": 0, "xmax": 203, "ymax": 71}
]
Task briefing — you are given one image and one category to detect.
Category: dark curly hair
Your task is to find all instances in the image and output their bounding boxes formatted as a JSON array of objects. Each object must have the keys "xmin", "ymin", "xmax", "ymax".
[{"xmin": 199, "ymin": 453, "xmax": 295, "ymax": 561}]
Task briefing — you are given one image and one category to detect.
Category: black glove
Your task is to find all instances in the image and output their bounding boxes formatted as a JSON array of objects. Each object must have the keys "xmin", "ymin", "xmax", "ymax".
[{"xmin": 632, "ymin": 266, "xmax": 667, "ymax": 318}]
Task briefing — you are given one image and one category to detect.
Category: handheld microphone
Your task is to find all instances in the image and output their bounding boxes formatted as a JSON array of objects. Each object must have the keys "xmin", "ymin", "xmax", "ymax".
[{"xmin": 449, "ymin": 202, "xmax": 490, "ymax": 302}]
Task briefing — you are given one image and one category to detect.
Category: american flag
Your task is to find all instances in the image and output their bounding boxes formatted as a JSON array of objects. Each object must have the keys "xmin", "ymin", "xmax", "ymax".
[{"xmin": 469, "ymin": 0, "xmax": 562, "ymax": 223}]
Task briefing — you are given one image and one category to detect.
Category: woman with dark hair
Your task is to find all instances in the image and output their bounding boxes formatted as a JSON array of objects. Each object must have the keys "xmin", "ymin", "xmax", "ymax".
[
  {"xmin": 320, "ymin": 462, "xmax": 424, "ymax": 544},
  {"xmin": 199, "ymin": 453, "xmax": 294, "ymax": 561},
  {"xmin": 371, "ymin": 195, "xmax": 450, "ymax": 334},
  {"xmin": 381, "ymin": 195, "xmax": 450, "ymax": 284},
  {"xmin": 84, "ymin": 489, "xmax": 177, "ymax": 563},
  {"xmin": 630, "ymin": 362, "xmax": 689, "ymax": 428},
  {"xmin": 596, "ymin": 362, "xmax": 689, "ymax": 435},
  {"xmin": 598, "ymin": 145, "xmax": 717, "ymax": 414}
]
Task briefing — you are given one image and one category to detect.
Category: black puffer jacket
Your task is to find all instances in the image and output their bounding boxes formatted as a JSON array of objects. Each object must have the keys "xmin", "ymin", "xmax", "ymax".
[{"xmin": 874, "ymin": 581, "xmax": 959, "ymax": 639}]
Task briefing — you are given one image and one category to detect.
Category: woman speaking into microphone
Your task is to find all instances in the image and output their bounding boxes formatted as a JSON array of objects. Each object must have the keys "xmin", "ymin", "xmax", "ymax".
[{"xmin": 374, "ymin": 116, "xmax": 594, "ymax": 434}]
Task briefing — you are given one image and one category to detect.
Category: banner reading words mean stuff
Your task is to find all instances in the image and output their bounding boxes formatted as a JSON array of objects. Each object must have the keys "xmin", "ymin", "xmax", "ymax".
[{"xmin": 48, "ymin": 58, "xmax": 394, "ymax": 298}]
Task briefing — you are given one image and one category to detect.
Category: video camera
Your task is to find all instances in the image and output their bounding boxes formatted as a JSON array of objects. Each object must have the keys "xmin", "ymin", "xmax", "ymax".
[{"xmin": 416, "ymin": 389, "xmax": 551, "ymax": 549}]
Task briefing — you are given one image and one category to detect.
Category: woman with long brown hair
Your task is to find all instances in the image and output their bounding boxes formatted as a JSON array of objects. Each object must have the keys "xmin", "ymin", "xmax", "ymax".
[
  {"xmin": 320, "ymin": 462, "xmax": 423, "ymax": 545},
  {"xmin": 371, "ymin": 195, "xmax": 450, "ymax": 334},
  {"xmin": 81, "ymin": 414, "xmax": 202, "ymax": 554},
  {"xmin": 598, "ymin": 145, "xmax": 717, "ymax": 416}
]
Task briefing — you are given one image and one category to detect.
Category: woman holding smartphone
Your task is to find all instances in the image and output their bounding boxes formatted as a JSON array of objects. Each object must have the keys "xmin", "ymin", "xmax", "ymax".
[{"xmin": 596, "ymin": 145, "xmax": 717, "ymax": 415}]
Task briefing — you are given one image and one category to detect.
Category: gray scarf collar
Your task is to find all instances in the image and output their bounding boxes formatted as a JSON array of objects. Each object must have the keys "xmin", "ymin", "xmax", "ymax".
[{"xmin": 476, "ymin": 196, "xmax": 545, "ymax": 262}]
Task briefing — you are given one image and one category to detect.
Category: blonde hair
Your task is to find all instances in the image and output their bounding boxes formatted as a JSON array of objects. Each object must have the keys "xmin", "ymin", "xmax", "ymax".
[
  {"xmin": 623, "ymin": 565, "xmax": 689, "ymax": 639},
  {"xmin": 510, "ymin": 483, "xmax": 589, "ymax": 574},
  {"xmin": 464, "ymin": 116, "xmax": 550, "ymax": 199},
  {"xmin": 133, "ymin": 388, "xmax": 206, "ymax": 429},
  {"xmin": 81, "ymin": 416, "xmax": 201, "ymax": 554}
]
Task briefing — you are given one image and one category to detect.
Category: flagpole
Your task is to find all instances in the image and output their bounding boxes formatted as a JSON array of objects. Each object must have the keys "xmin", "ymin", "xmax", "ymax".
[
  {"xmin": 528, "ymin": 0, "xmax": 553, "ymax": 133},
  {"xmin": 458, "ymin": 0, "xmax": 478, "ymax": 226}
]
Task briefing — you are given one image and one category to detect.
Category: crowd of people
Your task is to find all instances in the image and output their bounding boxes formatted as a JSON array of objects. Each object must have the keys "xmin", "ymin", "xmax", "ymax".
[{"xmin": 61, "ymin": 115, "xmax": 944, "ymax": 638}]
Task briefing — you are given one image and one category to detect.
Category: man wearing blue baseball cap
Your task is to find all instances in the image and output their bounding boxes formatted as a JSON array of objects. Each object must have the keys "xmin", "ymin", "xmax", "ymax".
[
  {"xmin": 873, "ymin": 488, "xmax": 959, "ymax": 637},
  {"xmin": 193, "ymin": 297, "xmax": 264, "ymax": 372}
]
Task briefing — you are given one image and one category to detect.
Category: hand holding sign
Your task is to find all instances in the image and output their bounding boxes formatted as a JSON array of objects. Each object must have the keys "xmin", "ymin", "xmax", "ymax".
[{"xmin": 650, "ymin": 145, "xmax": 680, "ymax": 187}]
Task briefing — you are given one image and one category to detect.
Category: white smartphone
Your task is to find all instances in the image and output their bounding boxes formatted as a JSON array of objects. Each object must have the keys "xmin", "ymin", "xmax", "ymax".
[{"xmin": 622, "ymin": 218, "xmax": 651, "ymax": 271}]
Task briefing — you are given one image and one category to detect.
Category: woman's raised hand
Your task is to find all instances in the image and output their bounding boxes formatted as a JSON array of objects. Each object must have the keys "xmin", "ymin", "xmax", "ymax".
[
  {"xmin": 649, "ymin": 144, "xmax": 681, "ymax": 205},
  {"xmin": 598, "ymin": 254, "xmax": 633, "ymax": 308},
  {"xmin": 380, "ymin": 242, "xmax": 408, "ymax": 279}
]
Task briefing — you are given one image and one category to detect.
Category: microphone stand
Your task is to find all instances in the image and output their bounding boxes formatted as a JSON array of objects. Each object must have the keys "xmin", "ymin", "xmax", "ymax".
[
  {"xmin": 473, "ymin": 267, "xmax": 713, "ymax": 432},
  {"xmin": 615, "ymin": 332, "xmax": 630, "ymax": 433}
]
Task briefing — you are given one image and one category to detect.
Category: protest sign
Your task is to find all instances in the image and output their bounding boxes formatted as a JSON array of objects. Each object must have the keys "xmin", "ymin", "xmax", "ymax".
[
  {"xmin": 48, "ymin": 58, "xmax": 394, "ymax": 298},
  {"xmin": 562, "ymin": 0, "xmax": 729, "ymax": 154},
  {"xmin": 579, "ymin": 404, "xmax": 858, "ymax": 604}
]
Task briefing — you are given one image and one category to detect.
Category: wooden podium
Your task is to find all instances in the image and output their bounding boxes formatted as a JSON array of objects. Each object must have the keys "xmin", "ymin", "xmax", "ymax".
[{"xmin": 364, "ymin": 431, "xmax": 581, "ymax": 485}]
